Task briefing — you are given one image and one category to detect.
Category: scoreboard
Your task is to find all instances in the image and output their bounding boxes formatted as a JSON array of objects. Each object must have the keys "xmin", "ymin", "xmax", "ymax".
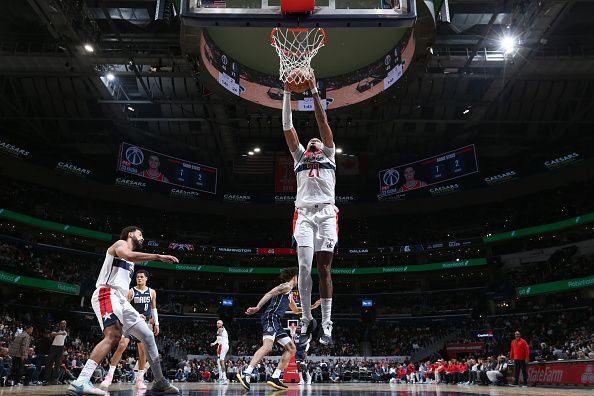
[
  {"xmin": 117, "ymin": 142, "xmax": 217, "ymax": 194},
  {"xmin": 379, "ymin": 145, "xmax": 478, "ymax": 198}
]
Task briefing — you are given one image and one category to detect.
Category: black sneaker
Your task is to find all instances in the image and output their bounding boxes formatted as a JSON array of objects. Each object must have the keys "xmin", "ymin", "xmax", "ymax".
[
  {"xmin": 151, "ymin": 379, "xmax": 179, "ymax": 393},
  {"xmin": 297, "ymin": 318, "xmax": 317, "ymax": 346},
  {"xmin": 236, "ymin": 372, "xmax": 250, "ymax": 391},
  {"xmin": 266, "ymin": 378, "xmax": 288, "ymax": 390}
]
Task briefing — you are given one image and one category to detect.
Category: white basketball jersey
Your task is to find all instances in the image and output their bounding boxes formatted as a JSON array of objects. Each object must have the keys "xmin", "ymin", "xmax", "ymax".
[
  {"xmin": 95, "ymin": 252, "xmax": 134, "ymax": 297},
  {"xmin": 219, "ymin": 328, "xmax": 229, "ymax": 346},
  {"xmin": 291, "ymin": 143, "xmax": 336, "ymax": 208}
]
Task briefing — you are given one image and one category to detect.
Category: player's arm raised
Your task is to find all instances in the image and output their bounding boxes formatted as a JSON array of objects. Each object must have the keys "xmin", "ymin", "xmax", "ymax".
[
  {"xmin": 246, "ymin": 282, "xmax": 293, "ymax": 315},
  {"xmin": 151, "ymin": 288, "xmax": 159, "ymax": 336},
  {"xmin": 308, "ymin": 73, "xmax": 333, "ymax": 148},
  {"xmin": 112, "ymin": 240, "xmax": 179, "ymax": 263},
  {"xmin": 282, "ymin": 84, "xmax": 300, "ymax": 153}
]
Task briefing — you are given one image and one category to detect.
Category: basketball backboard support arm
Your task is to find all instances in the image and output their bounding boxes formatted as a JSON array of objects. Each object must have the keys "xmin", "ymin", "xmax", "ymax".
[{"xmin": 180, "ymin": 0, "xmax": 416, "ymax": 28}]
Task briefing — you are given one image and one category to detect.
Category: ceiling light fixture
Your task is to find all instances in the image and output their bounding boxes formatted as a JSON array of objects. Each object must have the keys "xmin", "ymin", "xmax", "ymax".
[{"xmin": 500, "ymin": 35, "xmax": 516, "ymax": 54}]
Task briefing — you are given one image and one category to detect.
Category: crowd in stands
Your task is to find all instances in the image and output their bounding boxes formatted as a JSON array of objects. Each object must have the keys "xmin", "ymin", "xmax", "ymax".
[
  {"xmin": 0, "ymin": 300, "xmax": 591, "ymax": 388},
  {"xmin": 506, "ymin": 252, "xmax": 594, "ymax": 288},
  {"xmin": 2, "ymin": 178, "xmax": 594, "ymax": 249}
]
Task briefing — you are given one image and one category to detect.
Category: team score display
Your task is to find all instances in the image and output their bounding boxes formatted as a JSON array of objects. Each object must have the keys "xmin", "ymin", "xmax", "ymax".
[
  {"xmin": 308, "ymin": 163, "xmax": 320, "ymax": 178},
  {"xmin": 379, "ymin": 144, "xmax": 479, "ymax": 197},
  {"xmin": 117, "ymin": 142, "xmax": 218, "ymax": 194}
]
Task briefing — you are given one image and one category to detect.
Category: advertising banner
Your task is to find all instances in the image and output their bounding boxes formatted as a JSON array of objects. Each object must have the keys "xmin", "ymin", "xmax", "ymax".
[
  {"xmin": 517, "ymin": 274, "xmax": 594, "ymax": 297},
  {"xmin": 137, "ymin": 258, "xmax": 487, "ymax": 275},
  {"xmin": 0, "ymin": 139, "xmax": 31, "ymax": 159},
  {"xmin": 526, "ymin": 361, "xmax": 594, "ymax": 386},
  {"xmin": 0, "ymin": 270, "xmax": 79, "ymax": 295}
]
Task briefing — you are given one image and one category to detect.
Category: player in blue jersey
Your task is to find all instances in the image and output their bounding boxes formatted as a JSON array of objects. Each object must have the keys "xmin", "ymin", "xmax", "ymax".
[
  {"xmin": 237, "ymin": 267, "xmax": 302, "ymax": 391},
  {"xmin": 100, "ymin": 269, "xmax": 159, "ymax": 390}
]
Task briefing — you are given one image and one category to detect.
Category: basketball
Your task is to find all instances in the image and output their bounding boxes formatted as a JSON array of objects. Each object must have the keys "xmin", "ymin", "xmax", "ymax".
[{"xmin": 286, "ymin": 68, "xmax": 311, "ymax": 93}]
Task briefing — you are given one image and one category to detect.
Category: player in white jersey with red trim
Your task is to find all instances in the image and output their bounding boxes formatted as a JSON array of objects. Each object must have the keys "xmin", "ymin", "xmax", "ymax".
[
  {"xmin": 210, "ymin": 320, "xmax": 230, "ymax": 384},
  {"xmin": 282, "ymin": 72, "xmax": 337, "ymax": 347},
  {"xmin": 67, "ymin": 226, "xmax": 179, "ymax": 395}
]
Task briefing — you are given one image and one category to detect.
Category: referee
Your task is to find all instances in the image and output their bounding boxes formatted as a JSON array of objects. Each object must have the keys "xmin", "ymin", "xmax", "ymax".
[{"xmin": 45, "ymin": 320, "xmax": 68, "ymax": 385}]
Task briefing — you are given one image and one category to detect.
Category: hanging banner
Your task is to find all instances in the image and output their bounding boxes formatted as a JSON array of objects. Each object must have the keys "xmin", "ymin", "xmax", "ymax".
[{"xmin": 275, "ymin": 156, "xmax": 297, "ymax": 193}]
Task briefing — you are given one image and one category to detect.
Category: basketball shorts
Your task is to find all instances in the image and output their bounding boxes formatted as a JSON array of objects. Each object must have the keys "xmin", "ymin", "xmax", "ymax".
[
  {"xmin": 91, "ymin": 287, "xmax": 143, "ymax": 332},
  {"xmin": 292, "ymin": 204, "xmax": 339, "ymax": 252},
  {"xmin": 261, "ymin": 314, "xmax": 291, "ymax": 345},
  {"xmin": 217, "ymin": 344, "xmax": 229, "ymax": 360}
]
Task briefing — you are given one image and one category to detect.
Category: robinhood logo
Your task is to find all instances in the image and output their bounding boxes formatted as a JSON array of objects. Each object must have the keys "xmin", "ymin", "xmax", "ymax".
[
  {"xmin": 56, "ymin": 283, "xmax": 76, "ymax": 292},
  {"xmin": 0, "ymin": 272, "xmax": 17, "ymax": 282},
  {"xmin": 382, "ymin": 266, "xmax": 408, "ymax": 273},
  {"xmin": 442, "ymin": 260, "xmax": 469, "ymax": 269},
  {"xmin": 175, "ymin": 265, "xmax": 202, "ymax": 271},
  {"xmin": 518, "ymin": 287, "xmax": 529, "ymax": 296},
  {"xmin": 567, "ymin": 277, "xmax": 594, "ymax": 288},
  {"xmin": 228, "ymin": 268, "xmax": 254, "ymax": 273},
  {"xmin": 332, "ymin": 268, "xmax": 357, "ymax": 274}
]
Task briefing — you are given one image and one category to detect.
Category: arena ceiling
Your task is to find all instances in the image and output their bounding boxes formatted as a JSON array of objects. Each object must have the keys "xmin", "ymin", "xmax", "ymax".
[{"xmin": 0, "ymin": 0, "xmax": 593, "ymax": 194}]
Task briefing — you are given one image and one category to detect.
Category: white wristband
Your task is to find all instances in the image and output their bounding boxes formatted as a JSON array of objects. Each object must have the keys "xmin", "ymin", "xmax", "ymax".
[
  {"xmin": 310, "ymin": 87, "xmax": 318, "ymax": 95},
  {"xmin": 153, "ymin": 308, "xmax": 159, "ymax": 326}
]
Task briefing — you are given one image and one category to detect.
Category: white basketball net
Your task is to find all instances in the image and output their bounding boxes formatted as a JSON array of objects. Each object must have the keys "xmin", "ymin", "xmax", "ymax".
[{"xmin": 270, "ymin": 28, "xmax": 326, "ymax": 84}]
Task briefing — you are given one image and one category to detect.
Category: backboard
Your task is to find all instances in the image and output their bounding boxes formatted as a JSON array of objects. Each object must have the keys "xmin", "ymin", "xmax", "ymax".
[{"xmin": 181, "ymin": 0, "xmax": 417, "ymax": 28}]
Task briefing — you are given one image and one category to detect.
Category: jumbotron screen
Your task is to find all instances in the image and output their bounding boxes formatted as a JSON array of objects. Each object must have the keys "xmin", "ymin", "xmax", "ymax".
[
  {"xmin": 117, "ymin": 142, "xmax": 217, "ymax": 194},
  {"xmin": 378, "ymin": 145, "xmax": 479, "ymax": 198}
]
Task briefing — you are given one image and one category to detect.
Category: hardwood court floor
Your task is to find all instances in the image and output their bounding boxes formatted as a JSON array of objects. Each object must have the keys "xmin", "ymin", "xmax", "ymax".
[{"xmin": 0, "ymin": 382, "xmax": 591, "ymax": 395}]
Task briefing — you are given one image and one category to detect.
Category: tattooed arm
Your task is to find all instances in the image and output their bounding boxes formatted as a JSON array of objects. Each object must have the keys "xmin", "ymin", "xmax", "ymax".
[{"xmin": 245, "ymin": 282, "xmax": 293, "ymax": 315}]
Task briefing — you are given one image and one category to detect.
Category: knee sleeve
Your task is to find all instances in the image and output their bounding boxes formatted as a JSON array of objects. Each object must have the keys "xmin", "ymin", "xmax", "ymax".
[{"xmin": 127, "ymin": 322, "xmax": 164, "ymax": 381}]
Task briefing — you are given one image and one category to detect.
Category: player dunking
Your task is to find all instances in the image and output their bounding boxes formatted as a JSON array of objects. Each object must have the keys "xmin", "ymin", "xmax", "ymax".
[
  {"xmin": 236, "ymin": 268, "xmax": 302, "ymax": 391},
  {"xmin": 67, "ymin": 226, "xmax": 178, "ymax": 395},
  {"xmin": 283, "ymin": 72, "xmax": 337, "ymax": 346},
  {"xmin": 100, "ymin": 269, "xmax": 159, "ymax": 390},
  {"xmin": 210, "ymin": 320, "xmax": 229, "ymax": 384}
]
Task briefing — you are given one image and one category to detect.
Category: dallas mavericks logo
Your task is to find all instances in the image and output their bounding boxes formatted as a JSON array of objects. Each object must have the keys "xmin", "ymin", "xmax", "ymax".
[
  {"xmin": 383, "ymin": 168, "xmax": 400, "ymax": 186},
  {"xmin": 125, "ymin": 146, "xmax": 144, "ymax": 166}
]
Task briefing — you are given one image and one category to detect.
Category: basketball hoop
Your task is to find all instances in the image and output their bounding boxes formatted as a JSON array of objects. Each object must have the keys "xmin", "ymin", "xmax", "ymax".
[{"xmin": 270, "ymin": 27, "xmax": 326, "ymax": 84}]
